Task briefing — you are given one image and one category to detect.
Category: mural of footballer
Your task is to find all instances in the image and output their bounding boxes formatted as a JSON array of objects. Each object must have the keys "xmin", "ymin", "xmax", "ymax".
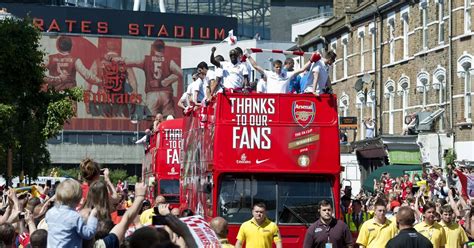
[
  {"xmin": 44, "ymin": 36, "xmax": 100, "ymax": 91},
  {"xmin": 128, "ymin": 39, "xmax": 182, "ymax": 117}
]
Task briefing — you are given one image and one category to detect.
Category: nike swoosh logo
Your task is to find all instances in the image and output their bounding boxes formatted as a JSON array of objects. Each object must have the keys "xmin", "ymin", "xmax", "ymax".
[{"xmin": 256, "ymin": 159, "xmax": 269, "ymax": 164}]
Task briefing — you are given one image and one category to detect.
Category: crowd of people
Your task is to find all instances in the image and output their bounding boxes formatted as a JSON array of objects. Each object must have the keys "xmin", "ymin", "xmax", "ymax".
[
  {"xmin": 328, "ymin": 163, "xmax": 474, "ymax": 248},
  {"xmin": 0, "ymin": 158, "xmax": 210, "ymax": 248},
  {"xmin": 177, "ymin": 46, "xmax": 336, "ymax": 115}
]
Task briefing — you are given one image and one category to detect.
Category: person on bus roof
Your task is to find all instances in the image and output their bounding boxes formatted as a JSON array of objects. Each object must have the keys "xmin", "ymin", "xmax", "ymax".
[
  {"xmin": 210, "ymin": 47, "xmax": 249, "ymax": 92},
  {"xmin": 245, "ymin": 49, "xmax": 312, "ymax": 94}
]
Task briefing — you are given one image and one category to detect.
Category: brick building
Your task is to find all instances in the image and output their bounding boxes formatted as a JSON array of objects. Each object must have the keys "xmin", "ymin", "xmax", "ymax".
[{"xmin": 297, "ymin": 0, "xmax": 473, "ymax": 177}]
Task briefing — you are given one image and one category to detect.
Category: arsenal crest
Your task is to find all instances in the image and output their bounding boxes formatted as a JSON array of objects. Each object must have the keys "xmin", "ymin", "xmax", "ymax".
[{"xmin": 292, "ymin": 100, "xmax": 316, "ymax": 128}]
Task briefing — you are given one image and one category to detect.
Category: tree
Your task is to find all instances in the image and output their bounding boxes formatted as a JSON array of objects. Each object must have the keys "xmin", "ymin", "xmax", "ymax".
[
  {"xmin": 0, "ymin": 17, "xmax": 83, "ymax": 183},
  {"xmin": 108, "ymin": 169, "xmax": 128, "ymax": 184}
]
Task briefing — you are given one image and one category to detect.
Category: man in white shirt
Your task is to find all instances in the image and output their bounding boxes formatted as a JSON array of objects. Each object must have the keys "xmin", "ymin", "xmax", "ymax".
[
  {"xmin": 210, "ymin": 47, "xmax": 249, "ymax": 91},
  {"xmin": 246, "ymin": 51, "xmax": 311, "ymax": 93},
  {"xmin": 192, "ymin": 62, "xmax": 216, "ymax": 105},
  {"xmin": 364, "ymin": 118, "xmax": 375, "ymax": 139},
  {"xmin": 303, "ymin": 51, "xmax": 337, "ymax": 95},
  {"xmin": 177, "ymin": 82, "xmax": 193, "ymax": 112},
  {"xmin": 256, "ymin": 74, "xmax": 267, "ymax": 93}
]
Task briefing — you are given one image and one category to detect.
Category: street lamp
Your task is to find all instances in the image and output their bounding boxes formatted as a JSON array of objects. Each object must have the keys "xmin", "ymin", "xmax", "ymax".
[{"xmin": 130, "ymin": 114, "xmax": 140, "ymax": 141}]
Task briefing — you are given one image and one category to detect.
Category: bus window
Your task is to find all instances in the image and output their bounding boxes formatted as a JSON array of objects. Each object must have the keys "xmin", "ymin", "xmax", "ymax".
[
  {"xmin": 218, "ymin": 174, "xmax": 333, "ymax": 225},
  {"xmin": 277, "ymin": 176, "xmax": 333, "ymax": 225},
  {"xmin": 159, "ymin": 179, "xmax": 180, "ymax": 203},
  {"xmin": 218, "ymin": 175, "xmax": 253, "ymax": 223}
]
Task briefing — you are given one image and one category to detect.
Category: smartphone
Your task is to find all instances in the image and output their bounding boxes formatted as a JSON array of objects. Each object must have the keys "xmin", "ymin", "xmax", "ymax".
[
  {"xmin": 152, "ymin": 215, "xmax": 167, "ymax": 226},
  {"xmin": 100, "ymin": 169, "xmax": 105, "ymax": 176},
  {"xmin": 117, "ymin": 209, "xmax": 126, "ymax": 216},
  {"xmin": 19, "ymin": 212, "xmax": 25, "ymax": 220},
  {"xmin": 46, "ymin": 180, "xmax": 52, "ymax": 188}
]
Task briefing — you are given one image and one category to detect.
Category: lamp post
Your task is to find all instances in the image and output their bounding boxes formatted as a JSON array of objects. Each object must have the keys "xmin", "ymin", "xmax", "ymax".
[{"xmin": 131, "ymin": 114, "xmax": 140, "ymax": 141}]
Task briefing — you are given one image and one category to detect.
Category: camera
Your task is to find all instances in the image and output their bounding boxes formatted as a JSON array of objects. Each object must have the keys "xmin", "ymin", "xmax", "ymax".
[
  {"xmin": 117, "ymin": 209, "xmax": 126, "ymax": 216},
  {"xmin": 152, "ymin": 207, "xmax": 167, "ymax": 225}
]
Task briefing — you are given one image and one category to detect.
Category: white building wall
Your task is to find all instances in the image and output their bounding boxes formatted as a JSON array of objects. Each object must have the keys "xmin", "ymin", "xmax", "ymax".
[
  {"xmin": 291, "ymin": 16, "xmax": 330, "ymax": 42},
  {"xmin": 455, "ymin": 141, "xmax": 474, "ymax": 162},
  {"xmin": 340, "ymin": 154, "xmax": 361, "ymax": 197}
]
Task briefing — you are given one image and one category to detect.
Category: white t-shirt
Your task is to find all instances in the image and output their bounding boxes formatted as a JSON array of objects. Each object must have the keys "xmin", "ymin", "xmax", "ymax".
[
  {"xmin": 179, "ymin": 84, "xmax": 193, "ymax": 105},
  {"xmin": 192, "ymin": 70, "xmax": 216, "ymax": 102},
  {"xmin": 256, "ymin": 78, "xmax": 267, "ymax": 93},
  {"xmin": 220, "ymin": 61, "xmax": 248, "ymax": 89},
  {"xmin": 264, "ymin": 70, "xmax": 291, "ymax": 94},
  {"xmin": 303, "ymin": 60, "xmax": 329, "ymax": 93}
]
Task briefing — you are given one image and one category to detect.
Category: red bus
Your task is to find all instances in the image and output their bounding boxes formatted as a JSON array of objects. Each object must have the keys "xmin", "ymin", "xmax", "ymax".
[
  {"xmin": 143, "ymin": 118, "xmax": 183, "ymax": 207},
  {"xmin": 180, "ymin": 93, "xmax": 341, "ymax": 247}
]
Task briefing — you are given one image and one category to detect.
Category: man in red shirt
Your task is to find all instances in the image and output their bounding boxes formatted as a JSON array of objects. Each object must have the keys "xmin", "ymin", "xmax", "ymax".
[
  {"xmin": 401, "ymin": 174, "xmax": 413, "ymax": 199},
  {"xmin": 382, "ymin": 173, "xmax": 395, "ymax": 194},
  {"xmin": 128, "ymin": 39, "xmax": 182, "ymax": 117},
  {"xmin": 45, "ymin": 36, "xmax": 100, "ymax": 91}
]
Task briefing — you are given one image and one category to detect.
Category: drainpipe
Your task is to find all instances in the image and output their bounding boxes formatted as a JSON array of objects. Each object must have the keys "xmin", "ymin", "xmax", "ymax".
[
  {"xmin": 448, "ymin": 0, "xmax": 455, "ymax": 150},
  {"xmin": 377, "ymin": 5, "xmax": 384, "ymax": 136}
]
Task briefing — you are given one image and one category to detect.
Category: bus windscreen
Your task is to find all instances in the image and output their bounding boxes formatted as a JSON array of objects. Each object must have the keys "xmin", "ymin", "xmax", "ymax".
[
  {"xmin": 159, "ymin": 179, "xmax": 180, "ymax": 203},
  {"xmin": 218, "ymin": 174, "xmax": 334, "ymax": 225}
]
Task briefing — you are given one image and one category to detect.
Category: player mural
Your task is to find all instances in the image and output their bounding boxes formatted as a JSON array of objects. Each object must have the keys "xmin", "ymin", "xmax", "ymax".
[{"xmin": 41, "ymin": 35, "xmax": 183, "ymax": 125}]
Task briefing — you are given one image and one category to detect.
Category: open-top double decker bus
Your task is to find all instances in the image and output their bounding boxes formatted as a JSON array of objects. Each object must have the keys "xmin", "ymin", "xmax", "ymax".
[
  {"xmin": 143, "ymin": 118, "xmax": 183, "ymax": 207},
  {"xmin": 180, "ymin": 93, "xmax": 340, "ymax": 247}
]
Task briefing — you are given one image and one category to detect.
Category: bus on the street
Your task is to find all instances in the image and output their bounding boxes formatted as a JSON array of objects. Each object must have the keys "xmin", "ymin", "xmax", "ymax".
[
  {"xmin": 143, "ymin": 118, "xmax": 183, "ymax": 207},
  {"xmin": 180, "ymin": 93, "xmax": 341, "ymax": 247}
]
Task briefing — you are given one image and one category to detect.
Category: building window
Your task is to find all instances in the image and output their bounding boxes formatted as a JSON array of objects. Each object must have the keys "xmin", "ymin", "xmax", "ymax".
[
  {"xmin": 342, "ymin": 34, "xmax": 349, "ymax": 78},
  {"xmin": 385, "ymin": 79, "xmax": 396, "ymax": 134},
  {"xmin": 416, "ymin": 70, "xmax": 430, "ymax": 108},
  {"xmin": 401, "ymin": 6, "xmax": 410, "ymax": 59},
  {"xmin": 356, "ymin": 91, "xmax": 366, "ymax": 140},
  {"xmin": 331, "ymin": 39, "xmax": 337, "ymax": 81},
  {"xmin": 388, "ymin": 13, "xmax": 395, "ymax": 63},
  {"xmin": 398, "ymin": 75, "xmax": 410, "ymax": 123},
  {"xmin": 437, "ymin": 0, "xmax": 445, "ymax": 43},
  {"xmin": 457, "ymin": 53, "xmax": 473, "ymax": 123},
  {"xmin": 465, "ymin": 0, "xmax": 472, "ymax": 34},
  {"xmin": 358, "ymin": 27, "xmax": 365, "ymax": 73},
  {"xmin": 433, "ymin": 65, "xmax": 446, "ymax": 130},
  {"xmin": 420, "ymin": 1, "xmax": 428, "ymax": 50},
  {"xmin": 369, "ymin": 23, "xmax": 376, "ymax": 70},
  {"xmin": 339, "ymin": 93, "xmax": 349, "ymax": 117}
]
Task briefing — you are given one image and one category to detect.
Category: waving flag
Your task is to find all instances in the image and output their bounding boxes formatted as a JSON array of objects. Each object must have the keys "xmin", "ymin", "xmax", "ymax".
[{"xmin": 223, "ymin": 30, "xmax": 237, "ymax": 45}]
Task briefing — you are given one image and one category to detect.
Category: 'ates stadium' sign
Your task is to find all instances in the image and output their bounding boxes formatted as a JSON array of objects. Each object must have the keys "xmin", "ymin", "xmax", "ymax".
[{"xmin": 0, "ymin": 3, "xmax": 238, "ymax": 41}]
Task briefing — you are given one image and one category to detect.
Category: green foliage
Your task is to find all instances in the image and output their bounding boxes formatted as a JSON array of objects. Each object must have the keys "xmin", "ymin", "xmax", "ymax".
[
  {"xmin": 0, "ymin": 17, "xmax": 83, "ymax": 178},
  {"xmin": 126, "ymin": 175, "xmax": 138, "ymax": 184},
  {"xmin": 43, "ymin": 88, "xmax": 84, "ymax": 138},
  {"xmin": 108, "ymin": 169, "xmax": 128, "ymax": 184},
  {"xmin": 59, "ymin": 167, "xmax": 81, "ymax": 179}
]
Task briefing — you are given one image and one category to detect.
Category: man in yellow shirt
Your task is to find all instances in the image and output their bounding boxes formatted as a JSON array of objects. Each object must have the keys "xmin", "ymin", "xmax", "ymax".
[
  {"xmin": 235, "ymin": 202, "xmax": 282, "ymax": 248},
  {"xmin": 439, "ymin": 205, "xmax": 468, "ymax": 248},
  {"xmin": 139, "ymin": 195, "xmax": 166, "ymax": 225},
  {"xmin": 356, "ymin": 199, "xmax": 397, "ymax": 248},
  {"xmin": 415, "ymin": 202, "xmax": 447, "ymax": 248}
]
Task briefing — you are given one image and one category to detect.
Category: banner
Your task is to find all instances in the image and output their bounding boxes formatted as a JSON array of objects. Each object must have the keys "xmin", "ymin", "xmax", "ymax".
[
  {"xmin": 41, "ymin": 34, "xmax": 184, "ymax": 130},
  {"xmin": 0, "ymin": 3, "xmax": 237, "ymax": 40},
  {"xmin": 180, "ymin": 215, "xmax": 221, "ymax": 248},
  {"xmin": 467, "ymin": 174, "xmax": 474, "ymax": 198}
]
